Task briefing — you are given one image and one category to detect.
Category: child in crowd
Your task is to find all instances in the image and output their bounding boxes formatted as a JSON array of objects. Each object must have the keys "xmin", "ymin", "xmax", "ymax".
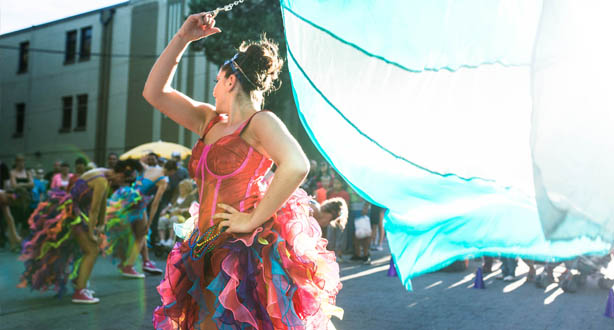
[
  {"xmin": 314, "ymin": 174, "xmax": 331, "ymax": 204},
  {"xmin": 157, "ymin": 178, "xmax": 197, "ymax": 247},
  {"xmin": 354, "ymin": 203, "xmax": 373, "ymax": 264},
  {"xmin": 310, "ymin": 197, "xmax": 348, "ymax": 262},
  {"xmin": 370, "ymin": 204, "xmax": 385, "ymax": 251},
  {"xmin": 50, "ymin": 162, "xmax": 73, "ymax": 190}
]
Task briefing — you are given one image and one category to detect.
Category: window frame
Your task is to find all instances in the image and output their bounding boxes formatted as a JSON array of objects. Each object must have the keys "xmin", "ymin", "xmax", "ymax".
[
  {"xmin": 60, "ymin": 96, "xmax": 73, "ymax": 133},
  {"xmin": 75, "ymin": 94, "xmax": 88, "ymax": 131},
  {"xmin": 65, "ymin": 30, "xmax": 77, "ymax": 64},
  {"xmin": 13, "ymin": 103, "xmax": 25, "ymax": 138},
  {"xmin": 17, "ymin": 41, "xmax": 29, "ymax": 74},
  {"xmin": 79, "ymin": 26, "xmax": 92, "ymax": 61}
]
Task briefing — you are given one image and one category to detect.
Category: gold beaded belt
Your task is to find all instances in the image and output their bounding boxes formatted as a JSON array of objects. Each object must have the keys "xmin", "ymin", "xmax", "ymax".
[{"xmin": 188, "ymin": 224, "xmax": 223, "ymax": 260}]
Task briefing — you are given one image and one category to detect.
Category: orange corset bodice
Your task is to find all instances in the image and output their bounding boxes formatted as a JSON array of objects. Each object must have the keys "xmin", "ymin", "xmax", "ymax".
[{"xmin": 188, "ymin": 113, "xmax": 273, "ymax": 232}]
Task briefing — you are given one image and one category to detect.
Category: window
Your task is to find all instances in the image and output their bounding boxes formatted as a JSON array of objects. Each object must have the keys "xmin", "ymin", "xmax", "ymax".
[
  {"xmin": 61, "ymin": 96, "xmax": 72, "ymax": 132},
  {"xmin": 65, "ymin": 30, "xmax": 77, "ymax": 63},
  {"xmin": 18, "ymin": 41, "xmax": 29, "ymax": 73},
  {"xmin": 75, "ymin": 94, "xmax": 88, "ymax": 130},
  {"xmin": 80, "ymin": 27, "xmax": 92, "ymax": 61},
  {"xmin": 14, "ymin": 103, "xmax": 25, "ymax": 137}
]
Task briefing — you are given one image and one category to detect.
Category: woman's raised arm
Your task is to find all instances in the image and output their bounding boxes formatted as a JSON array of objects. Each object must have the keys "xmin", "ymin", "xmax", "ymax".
[{"xmin": 142, "ymin": 12, "xmax": 221, "ymax": 134}]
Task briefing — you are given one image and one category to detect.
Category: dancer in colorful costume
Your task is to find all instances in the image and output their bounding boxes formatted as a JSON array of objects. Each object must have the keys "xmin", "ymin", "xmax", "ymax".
[
  {"xmin": 144, "ymin": 11, "xmax": 343, "ymax": 330},
  {"xmin": 105, "ymin": 159, "xmax": 175, "ymax": 277},
  {"xmin": 18, "ymin": 162, "xmax": 136, "ymax": 304}
]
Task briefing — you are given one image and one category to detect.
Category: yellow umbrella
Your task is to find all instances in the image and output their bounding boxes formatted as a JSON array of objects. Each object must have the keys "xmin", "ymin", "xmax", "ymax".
[{"xmin": 120, "ymin": 140, "xmax": 191, "ymax": 160}]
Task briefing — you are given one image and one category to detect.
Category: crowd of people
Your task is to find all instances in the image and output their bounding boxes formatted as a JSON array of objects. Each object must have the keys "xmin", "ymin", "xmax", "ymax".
[
  {"xmin": 0, "ymin": 152, "xmax": 198, "ymax": 300},
  {"xmin": 0, "ymin": 148, "xmax": 382, "ymax": 299},
  {"xmin": 301, "ymin": 159, "xmax": 387, "ymax": 265}
]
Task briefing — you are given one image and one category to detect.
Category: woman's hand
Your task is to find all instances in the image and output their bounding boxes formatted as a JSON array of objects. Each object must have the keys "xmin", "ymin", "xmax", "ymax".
[
  {"xmin": 178, "ymin": 12, "xmax": 221, "ymax": 42},
  {"xmin": 215, "ymin": 203, "xmax": 256, "ymax": 234}
]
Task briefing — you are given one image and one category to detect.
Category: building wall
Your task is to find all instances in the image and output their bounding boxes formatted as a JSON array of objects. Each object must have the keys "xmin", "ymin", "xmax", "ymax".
[
  {"xmin": 106, "ymin": 5, "xmax": 133, "ymax": 157},
  {"xmin": 124, "ymin": 0, "xmax": 158, "ymax": 150},
  {"xmin": 0, "ymin": 7, "xmax": 118, "ymax": 169},
  {"xmin": 0, "ymin": 0, "xmax": 215, "ymax": 171}
]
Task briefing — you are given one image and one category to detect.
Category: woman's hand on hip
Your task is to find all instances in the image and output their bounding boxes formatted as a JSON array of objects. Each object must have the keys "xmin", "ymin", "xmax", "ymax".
[
  {"xmin": 178, "ymin": 12, "xmax": 221, "ymax": 42},
  {"xmin": 215, "ymin": 203, "xmax": 256, "ymax": 234}
]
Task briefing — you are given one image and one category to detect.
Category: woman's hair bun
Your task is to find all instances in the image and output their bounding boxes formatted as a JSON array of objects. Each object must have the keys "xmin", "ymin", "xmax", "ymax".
[{"xmin": 233, "ymin": 34, "xmax": 284, "ymax": 94}]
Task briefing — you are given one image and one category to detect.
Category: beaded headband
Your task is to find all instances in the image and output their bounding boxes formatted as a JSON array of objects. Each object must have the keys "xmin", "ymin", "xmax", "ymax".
[{"xmin": 224, "ymin": 53, "xmax": 259, "ymax": 90}]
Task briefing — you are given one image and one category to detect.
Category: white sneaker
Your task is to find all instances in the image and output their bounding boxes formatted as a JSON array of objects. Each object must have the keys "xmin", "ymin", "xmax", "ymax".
[{"xmin": 503, "ymin": 275, "xmax": 515, "ymax": 282}]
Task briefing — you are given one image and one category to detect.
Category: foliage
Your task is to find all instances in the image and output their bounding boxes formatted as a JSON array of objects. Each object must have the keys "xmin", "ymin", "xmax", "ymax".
[
  {"xmin": 188, "ymin": 0, "xmax": 321, "ymax": 159},
  {"xmin": 189, "ymin": 0, "xmax": 290, "ymax": 113}
]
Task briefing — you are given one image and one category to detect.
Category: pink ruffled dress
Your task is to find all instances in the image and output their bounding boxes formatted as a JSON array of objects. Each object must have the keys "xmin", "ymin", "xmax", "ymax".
[{"xmin": 153, "ymin": 112, "xmax": 343, "ymax": 329}]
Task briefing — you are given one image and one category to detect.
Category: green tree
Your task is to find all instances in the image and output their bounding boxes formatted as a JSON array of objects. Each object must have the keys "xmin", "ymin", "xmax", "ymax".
[
  {"xmin": 188, "ymin": 0, "xmax": 321, "ymax": 159},
  {"xmin": 189, "ymin": 0, "xmax": 287, "ymax": 114}
]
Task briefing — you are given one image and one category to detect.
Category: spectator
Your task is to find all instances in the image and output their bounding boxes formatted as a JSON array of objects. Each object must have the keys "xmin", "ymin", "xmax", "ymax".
[
  {"xmin": 10, "ymin": 154, "xmax": 34, "ymax": 190},
  {"xmin": 315, "ymin": 160, "xmax": 335, "ymax": 185},
  {"xmin": 157, "ymin": 178, "xmax": 197, "ymax": 247},
  {"xmin": 314, "ymin": 175, "xmax": 331, "ymax": 204},
  {"xmin": 328, "ymin": 177, "xmax": 350, "ymax": 206},
  {"xmin": 300, "ymin": 159, "xmax": 318, "ymax": 195},
  {"xmin": 370, "ymin": 204, "xmax": 386, "ymax": 251},
  {"xmin": 67, "ymin": 157, "xmax": 89, "ymax": 189},
  {"xmin": 44, "ymin": 160, "xmax": 61, "ymax": 183},
  {"xmin": 107, "ymin": 152, "xmax": 119, "ymax": 169},
  {"xmin": 75, "ymin": 157, "xmax": 88, "ymax": 176},
  {"xmin": 30, "ymin": 168, "xmax": 48, "ymax": 210},
  {"xmin": 345, "ymin": 187, "xmax": 365, "ymax": 257},
  {"xmin": 319, "ymin": 198, "xmax": 349, "ymax": 261},
  {"xmin": 146, "ymin": 152, "xmax": 160, "ymax": 168},
  {"xmin": 0, "ymin": 159, "xmax": 21, "ymax": 250},
  {"xmin": 107, "ymin": 153, "xmax": 121, "ymax": 193},
  {"xmin": 353, "ymin": 203, "xmax": 373, "ymax": 264},
  {"xmin": 50, "ymin": 162, "xmax": 73, "ymax": 190},
  {"xmin": 0, "ymin": 159, "xmax": 9, "ymax": 190},
  {"xmin": 152, "ymin": 152, "xmax": 188, "ymax": 245},
  {"xmin": 496, "ymin": 257, "xmax": 518, "ymax": 282},
  {"xmin": 9, "ymin": 154, "xmax": 34, "ymax": 235},
  {"xmin": 327, "ymin": 176, "xmax": 350, "ymax": 239},
  {"xmin": 0, "ymin": 189, "xmax": 21, "ymax": 251},
  {"xmin": 166, "ymin": 151, "xmax": 189, "ymax": 201}
]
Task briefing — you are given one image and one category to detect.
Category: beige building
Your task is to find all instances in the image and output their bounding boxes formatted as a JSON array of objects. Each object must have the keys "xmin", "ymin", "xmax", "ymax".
[{"xmin": 0, "ymin": 0, "xmax": 218, "ymax": 170}]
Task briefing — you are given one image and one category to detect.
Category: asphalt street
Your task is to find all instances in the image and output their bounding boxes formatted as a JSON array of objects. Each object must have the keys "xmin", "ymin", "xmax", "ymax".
[{"xmin": 1, "ymin": 245, "xmax": 613, "ymax": 330}]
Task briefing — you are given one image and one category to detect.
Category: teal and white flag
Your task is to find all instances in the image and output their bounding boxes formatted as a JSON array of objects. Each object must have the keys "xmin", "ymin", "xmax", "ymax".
[{"xmin": 281, "ymin": 0, "xmax": 614, "ymax": 290}]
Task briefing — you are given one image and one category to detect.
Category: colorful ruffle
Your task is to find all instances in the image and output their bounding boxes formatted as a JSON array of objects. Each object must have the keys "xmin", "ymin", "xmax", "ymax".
[
  {"xmin": 18, "ymin": 189, "xmax": 88, "ymax": 296},
  {"xmin": 153, "ymin": 189, "xmax": 343, "ymax": 330},
  {"xmin": 104, "ymin": 186, "xmax": 151, "ymax": 262}
]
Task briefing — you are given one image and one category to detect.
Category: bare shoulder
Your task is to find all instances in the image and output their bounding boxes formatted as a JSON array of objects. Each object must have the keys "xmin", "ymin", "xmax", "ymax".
[
  {"xmin": 195, "ymin": 101, "xmax": 215, "ymax": 114},
  {"xmin": 194, "ymin": 102, "xmax": 218, "ymax": 135},
  {"xmin": 251, "ymin": 111, "xmax": 286, "ymax": 132}
]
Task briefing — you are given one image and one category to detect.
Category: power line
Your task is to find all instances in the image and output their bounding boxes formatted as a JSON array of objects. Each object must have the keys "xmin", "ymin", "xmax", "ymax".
[{"xmin": 0, "ymin": 44, "xmax": 210, "ymax": 58}]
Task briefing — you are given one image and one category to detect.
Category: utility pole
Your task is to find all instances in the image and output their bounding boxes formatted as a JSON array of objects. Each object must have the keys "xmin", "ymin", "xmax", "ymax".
[{"xmin": 94, "ymin": 8, "xmax": 115, "ymax": 165}]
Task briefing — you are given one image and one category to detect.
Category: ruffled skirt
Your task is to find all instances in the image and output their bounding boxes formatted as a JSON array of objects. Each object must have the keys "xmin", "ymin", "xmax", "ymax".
[
  {"xmin": 153, "ymin": 190, "xmax": 343, "ymax": 329},
  {"xmin": 18, "ymin": 190, "xmax": 87, "ymax": 295},
  {"xmin": 104, "ymin": 186, "xmax": 150, "ymax": 261}
]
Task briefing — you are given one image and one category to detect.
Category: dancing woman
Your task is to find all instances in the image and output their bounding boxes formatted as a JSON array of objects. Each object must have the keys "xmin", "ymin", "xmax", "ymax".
[
  {"xmin": 144, "ymin": 12, "xmax": 342, "ymax": 329},
  {"xmin": 18, "ymin": 160, "xmax": 138, "ymax": 304},
  {"xmin": 105, "ymin": 159, "xmax": 176, "ymax": 277}
]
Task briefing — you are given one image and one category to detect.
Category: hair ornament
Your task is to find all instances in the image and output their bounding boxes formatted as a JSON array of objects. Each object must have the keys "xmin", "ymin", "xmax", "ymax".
[{"xmin": 224, "ymin": 53, "xmax": 259, "ymax": 90}]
